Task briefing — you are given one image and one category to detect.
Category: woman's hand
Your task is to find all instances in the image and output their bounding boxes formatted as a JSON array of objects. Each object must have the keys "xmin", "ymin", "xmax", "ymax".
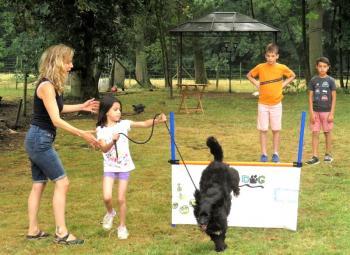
[
  {"xmin": 80, "ymin": 130, "xmax": 100, "ymax": 148},
  {"xmin": 81, "ymin": 98, "xmax": 100, "ymax": 114}
]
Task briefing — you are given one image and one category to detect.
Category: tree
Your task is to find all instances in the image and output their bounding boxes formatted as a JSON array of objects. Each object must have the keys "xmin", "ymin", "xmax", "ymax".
[
  {"xmin": 134, "ymin": 15, "xmax": 153, "ymax": 88},
  {"xmin": 34, "ymin": 0, "xmax": 139, "ymax": 99},
  {"xmin": 0, "ymin": 0, "xmax": 50, "ymax": 116},
  {"xmin": 308, "ymin": 0, "xmax": 325, "ymax": 76}
]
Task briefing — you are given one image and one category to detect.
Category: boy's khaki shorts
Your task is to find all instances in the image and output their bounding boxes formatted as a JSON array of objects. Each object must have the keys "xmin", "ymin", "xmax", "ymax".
[{"xmin": 257, "ymin": 102, "xmax": 282, "ymax": 131}]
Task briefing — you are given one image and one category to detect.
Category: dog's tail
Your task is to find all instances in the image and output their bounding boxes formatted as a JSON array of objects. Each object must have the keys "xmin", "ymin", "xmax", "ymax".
[{"xmin": 206, "ymin": 136, "xmax": 223, "ymax": 162}]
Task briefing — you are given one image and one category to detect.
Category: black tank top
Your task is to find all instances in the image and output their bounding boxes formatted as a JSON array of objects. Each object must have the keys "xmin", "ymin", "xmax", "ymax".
[{"xmin": 31, "ymin": 78, "xmax": 64, "ymax": 135}]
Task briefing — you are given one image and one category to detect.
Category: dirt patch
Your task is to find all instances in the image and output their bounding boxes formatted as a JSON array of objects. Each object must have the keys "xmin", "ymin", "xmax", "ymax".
[{"xmin": 0, "ymin": 98, "xmax": 94, "ymax": 152}]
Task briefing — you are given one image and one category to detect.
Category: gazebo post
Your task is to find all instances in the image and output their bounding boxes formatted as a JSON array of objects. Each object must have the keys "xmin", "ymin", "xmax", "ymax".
[
  {"xmin": 177, "ymin": 33, "xmax": 183, "ymax": 85},
  {"xmin": 273, "ymin": 32, "xmax": 278, "ymax": 43},
  {"xmin": 229, "ymin": 60, "xmax": 232, "ymax": 93},
  {"xmin": 169, "ymin": 36, "xmax": 173, "ymax": 98}
]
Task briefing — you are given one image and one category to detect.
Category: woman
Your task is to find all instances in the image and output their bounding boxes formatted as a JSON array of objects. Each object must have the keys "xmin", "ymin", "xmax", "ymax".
[{"xmin": 25, "ymin": 44, "xmax": 99, "ymax": 245}]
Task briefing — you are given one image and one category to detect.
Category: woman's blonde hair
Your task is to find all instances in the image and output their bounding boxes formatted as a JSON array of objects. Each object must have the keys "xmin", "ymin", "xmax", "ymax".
[{"xmin": 38, "ymin": 44, "xmax": 74, "ymax": 93}]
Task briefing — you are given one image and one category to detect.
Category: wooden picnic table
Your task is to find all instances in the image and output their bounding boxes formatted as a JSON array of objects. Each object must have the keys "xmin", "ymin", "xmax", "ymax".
[{"xmin": 177, "ymin": 83, "xmax": 207, "ymax": 113}]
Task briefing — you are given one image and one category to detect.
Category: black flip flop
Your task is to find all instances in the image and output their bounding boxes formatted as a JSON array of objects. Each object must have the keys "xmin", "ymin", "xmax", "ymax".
[
  {"xmin": 54, "ymin": 233, "xmax": 84, "ymax": 245},
  {"xmin": 26, "ymin": 230, "xmax": 50, "ymax": 240}
]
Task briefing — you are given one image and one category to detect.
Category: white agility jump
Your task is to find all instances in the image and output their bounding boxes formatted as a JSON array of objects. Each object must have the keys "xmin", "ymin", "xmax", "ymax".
[{"xmin": 168, "ymin": 112, "xmax": 306, "ymax": 231}]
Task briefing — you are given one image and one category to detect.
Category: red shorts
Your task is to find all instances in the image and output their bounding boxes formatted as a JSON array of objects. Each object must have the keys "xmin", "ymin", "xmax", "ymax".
[{"xmin": 310, "ymin": 112, "xmax": 333, "ymax": 132}]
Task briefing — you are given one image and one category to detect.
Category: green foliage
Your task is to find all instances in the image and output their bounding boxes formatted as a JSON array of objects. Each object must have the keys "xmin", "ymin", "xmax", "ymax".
[{"xmin": 0, "ymin": 1, "xmax": 53, "ymax": 75}]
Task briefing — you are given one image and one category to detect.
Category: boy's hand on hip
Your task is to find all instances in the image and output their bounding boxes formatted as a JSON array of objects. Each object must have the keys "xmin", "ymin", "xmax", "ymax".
[{"xmin": 255, "ymin": 81, "xmax": 260, "ymax": 89}]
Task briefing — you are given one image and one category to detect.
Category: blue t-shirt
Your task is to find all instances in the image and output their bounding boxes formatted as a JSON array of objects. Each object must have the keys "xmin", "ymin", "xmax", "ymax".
[{"xmin": 308, "ymin": 75, "xmax": 336, "ymax": 112}]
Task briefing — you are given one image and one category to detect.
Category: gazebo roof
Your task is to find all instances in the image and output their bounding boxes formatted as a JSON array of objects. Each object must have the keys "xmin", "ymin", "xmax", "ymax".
[{"xmin": 169, "ymin": 12, "xmax": 280, "ymax": 36}]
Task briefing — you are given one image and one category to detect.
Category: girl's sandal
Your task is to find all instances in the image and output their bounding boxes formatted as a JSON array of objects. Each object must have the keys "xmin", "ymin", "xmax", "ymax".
[
  {"xmin": 54, "ymin": 233, "xmax": 84, "ymax": 245},
  {"xmin": 26, "ymin": 230, "xmax": 50, "ymax": 240}
]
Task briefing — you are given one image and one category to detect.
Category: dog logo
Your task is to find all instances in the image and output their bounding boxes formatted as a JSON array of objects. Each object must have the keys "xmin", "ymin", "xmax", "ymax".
[{"xmin": 239, "ymin": 174, "xmax": 265, "ymax": 188}]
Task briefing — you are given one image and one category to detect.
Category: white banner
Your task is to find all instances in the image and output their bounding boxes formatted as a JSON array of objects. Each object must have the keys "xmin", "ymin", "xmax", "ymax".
[{"xmin": 172, "ymin": 164, "xmax": 301, "ymax": 231}]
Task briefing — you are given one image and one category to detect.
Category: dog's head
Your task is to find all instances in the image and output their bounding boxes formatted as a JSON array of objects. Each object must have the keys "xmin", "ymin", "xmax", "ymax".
[{"xmin": 197, "ymin": 203, "xmax": 212, "ymax": 231}]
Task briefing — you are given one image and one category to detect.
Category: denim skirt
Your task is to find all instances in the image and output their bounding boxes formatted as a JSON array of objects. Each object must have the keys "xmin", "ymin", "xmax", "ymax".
[{"xmin": 25, "ymin": 125, "xmax": 66, "ymax": 182}]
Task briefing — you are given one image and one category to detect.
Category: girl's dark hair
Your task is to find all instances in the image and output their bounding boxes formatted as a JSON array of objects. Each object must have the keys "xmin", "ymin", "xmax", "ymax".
[{"xmin": 96, "ymin": 96, "xmax": 122, "ymax": 127}]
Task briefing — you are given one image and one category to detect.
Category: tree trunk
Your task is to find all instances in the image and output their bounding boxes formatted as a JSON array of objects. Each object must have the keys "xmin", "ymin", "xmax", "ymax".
[
  {"xmin": 69, "ymin": 71, "xmax": 82, "ymax": 98},
  {"xmin": 114, "ymin": 59, "xmax": 125, "ymax": 88},
  {"xmin": 215, "ymin": 63, "xmax": 220, "ymax": 90},
  {"xmin": 193, "ymin": 38, "xmax": 207, "ymax": 84},
  {"xmin": 337, "ymin": 4, "xmax": 344, "ymax": 88},
  {"xmin": 80, "ymin": 11, "xmax": 99, "ymax": 99},
  {"xmin": 23, "ymin": 72, "xmax": 28, "ymax": 117},
  {"xmin": 135, "ymin": 17, "xmax": 152, "ymax": 88},
  {"xmin": 81, "ymin": 59, "xmax": 100, "ymax": 99},
  {"xmin": 109, "ymin": 60, "xmax": 115, "ymax": 89},
  {"xmin": 308, "ymin": 0, "xmax": 324, "ymax": 76},
  {"xmin": 301, "ymin": 0, "xmax": 311, "ymax": 82},
  {"xmin": 155, "ymin": 5, "xmax": 172, "ymax": 96},
  {"xmin": 346, "ymin": 52, "xmax": 349, "ymax": 89}
]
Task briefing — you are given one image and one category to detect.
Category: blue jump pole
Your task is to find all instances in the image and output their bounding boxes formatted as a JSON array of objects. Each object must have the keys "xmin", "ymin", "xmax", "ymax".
[
  {"xmin": 297, "ymin": 111, "xmax": 306, "ymax": 167},
  {"xmin": 170, "ymin": 112, "xmax": 176, "ymax": 227},
  {"xmin": 170, "ymin": 112, "xmax": 176, "ymax": 162}
]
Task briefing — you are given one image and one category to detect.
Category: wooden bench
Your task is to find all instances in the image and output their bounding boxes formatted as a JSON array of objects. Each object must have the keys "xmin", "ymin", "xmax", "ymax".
[{"xmin": 177, "ymin": 83, "xmax": 207, "ymax": 113}]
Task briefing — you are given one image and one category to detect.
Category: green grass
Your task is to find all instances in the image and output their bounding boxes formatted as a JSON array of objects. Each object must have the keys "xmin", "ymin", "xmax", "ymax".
[{"xmin": 1, "ymin": 85, "xmax": 350, "ymax": 254}]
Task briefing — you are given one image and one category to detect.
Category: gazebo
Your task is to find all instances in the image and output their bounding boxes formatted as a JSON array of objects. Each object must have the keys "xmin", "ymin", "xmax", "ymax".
[{"xmin": 169, "ymin": 12, "xmax": 280, "ymax": 91}]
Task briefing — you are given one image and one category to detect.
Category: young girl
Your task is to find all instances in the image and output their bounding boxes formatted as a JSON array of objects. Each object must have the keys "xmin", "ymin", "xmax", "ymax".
[{"xmin": 96, "ymin": 96, "xmax": 166, "ymax": 239}]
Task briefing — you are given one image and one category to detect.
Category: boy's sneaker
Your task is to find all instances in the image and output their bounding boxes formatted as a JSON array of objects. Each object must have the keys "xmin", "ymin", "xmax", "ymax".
[
  {"xmin": 102, "ymin": 209, "xmax": 116, "ymax": 231},
  {"xmin": 117, "ymin": 226, "xmax": 129, "ymax": 240},
  {"xmin": 306, "ymin": 156, "xmax": 320, "ymax": 165},
  {"xmin": 324, "ymin": 154, "xmax": 333, "ymax": 163},
  {"xmin": 272, "ymin": 153, "xmax": 280, "ymax": 163},
  {"xmin": 260, "ymin": 154, "xmax": 268, "ymax": 162}
]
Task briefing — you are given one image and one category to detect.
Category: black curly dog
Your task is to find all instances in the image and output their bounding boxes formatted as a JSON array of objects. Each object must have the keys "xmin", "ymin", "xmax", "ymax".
[{"xmin": 194, "ymin": 136, "xmax": 240, "ymax": 252}]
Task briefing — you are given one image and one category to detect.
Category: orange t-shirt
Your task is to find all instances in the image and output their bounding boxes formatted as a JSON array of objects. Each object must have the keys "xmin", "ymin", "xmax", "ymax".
[{"xmin": 249, "ymin": 63, "xmax": 294, "ymax": 105}]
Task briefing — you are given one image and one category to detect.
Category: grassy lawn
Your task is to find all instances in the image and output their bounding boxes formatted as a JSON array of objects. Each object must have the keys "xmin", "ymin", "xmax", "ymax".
[{"xmin": 0, "ymin": 83, "xmax": 350, "ymax": 254}]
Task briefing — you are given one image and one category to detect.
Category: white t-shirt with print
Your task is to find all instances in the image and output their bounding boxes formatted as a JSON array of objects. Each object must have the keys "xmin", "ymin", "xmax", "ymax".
[{"xmin": 96, "ymin": 120, "xmax": 135, "ymax": 173}]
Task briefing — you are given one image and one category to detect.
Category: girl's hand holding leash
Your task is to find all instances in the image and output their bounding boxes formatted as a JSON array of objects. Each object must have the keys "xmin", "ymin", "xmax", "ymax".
[
  {"xmin": 157, "ymin": 113, "xmax": 167, "ymax": 123},
  {"xmin": 112, "ymin": 133, "xmax": 120, "ymax": 142}
]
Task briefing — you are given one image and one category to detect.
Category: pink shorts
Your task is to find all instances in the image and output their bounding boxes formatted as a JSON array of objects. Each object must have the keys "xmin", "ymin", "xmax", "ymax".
[
  {"xmin": 310, "ymin": 112, "xmax": 333, "ymax": 132},
  {"xmin": 257, "ymin": 103, "xmax": 282, "ymax": 131}
]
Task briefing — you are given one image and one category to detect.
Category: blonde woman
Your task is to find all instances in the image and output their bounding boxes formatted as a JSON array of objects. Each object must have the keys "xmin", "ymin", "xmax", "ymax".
[{"xmin": 24, "ymin": 44, "xmax": 100, "ymax": 245}]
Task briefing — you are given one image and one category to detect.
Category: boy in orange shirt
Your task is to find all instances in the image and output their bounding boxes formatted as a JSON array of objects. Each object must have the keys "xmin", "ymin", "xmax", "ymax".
[{"xmin": 247, "ymin": 43, "xmax": 296, "ymax": 162}]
